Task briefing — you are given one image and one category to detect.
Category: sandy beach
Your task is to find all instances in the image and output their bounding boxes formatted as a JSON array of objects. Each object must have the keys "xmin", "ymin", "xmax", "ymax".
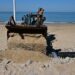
[
  {"xmin": 0, "ymin": 23, "xmax": 75, "ymax": 75},
  {"xmin": 6, "ymin": 23, "xmax": 75, "ymax": 51}
]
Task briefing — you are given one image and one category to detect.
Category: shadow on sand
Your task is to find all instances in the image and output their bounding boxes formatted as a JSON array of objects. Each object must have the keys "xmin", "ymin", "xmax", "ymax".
[{"xmin": 46, "ymin": 34, "xmax": 75, "ymax": 58}]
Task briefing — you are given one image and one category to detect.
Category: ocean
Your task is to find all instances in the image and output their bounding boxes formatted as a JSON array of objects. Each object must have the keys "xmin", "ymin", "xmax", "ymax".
[{"xmin": 0, "ymin": 12, "xmax": 75, "ymax": 23}]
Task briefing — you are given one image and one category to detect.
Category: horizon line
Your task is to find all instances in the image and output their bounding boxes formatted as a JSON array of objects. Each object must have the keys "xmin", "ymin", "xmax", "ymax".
[{"xmin": 0, "ymin": 11, "xmax": 75, "ymax": 12}]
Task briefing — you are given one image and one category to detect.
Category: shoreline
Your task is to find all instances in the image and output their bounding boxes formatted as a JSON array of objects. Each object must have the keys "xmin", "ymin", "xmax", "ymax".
[
  {"xmin": 44, "ymin": 21, "xmax": 75, "ymax": 25},
  {"xmin": 1, "ymin": 21, "xmax": 75, "ymax": 26}
]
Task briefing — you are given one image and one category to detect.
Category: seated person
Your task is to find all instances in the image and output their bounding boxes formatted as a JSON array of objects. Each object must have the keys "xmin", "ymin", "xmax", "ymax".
[
  {"xmin": 7, "ymin": 16, "xmax": 16, "ymax": 26},
  {"xmin": 32, "ymin": 8, "xmax": 46, "ymax": 26}
]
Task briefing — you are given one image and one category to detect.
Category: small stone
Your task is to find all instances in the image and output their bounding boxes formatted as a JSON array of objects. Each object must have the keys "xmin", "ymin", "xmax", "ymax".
[{"xmin": 26, "ymin": 60, "xmax": 33, "ymax": 65}]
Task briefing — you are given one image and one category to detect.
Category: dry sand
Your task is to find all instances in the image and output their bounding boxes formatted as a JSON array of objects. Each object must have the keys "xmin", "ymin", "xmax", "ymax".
[
  {"xmin": 0, "ymin": 23, "xmax": 75, "ymax": 75},
  {"xmin": 0, "ymin": 25, "xmax": 7, "ymax": 50},
  {"xmin": 47, "ymin": 23, "xmax": 75, "ymax": 50}
]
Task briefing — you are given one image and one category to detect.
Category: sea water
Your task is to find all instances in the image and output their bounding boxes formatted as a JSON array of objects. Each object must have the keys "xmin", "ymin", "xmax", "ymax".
[{"xmin": 0, "ymin": 12, "xmax": 75, "ymax": 23}]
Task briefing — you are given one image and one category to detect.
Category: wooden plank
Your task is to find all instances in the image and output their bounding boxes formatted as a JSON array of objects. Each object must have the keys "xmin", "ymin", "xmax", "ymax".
[{"xmin": 5, "ymin": 25, "xmax": 47, "ymax": 39}]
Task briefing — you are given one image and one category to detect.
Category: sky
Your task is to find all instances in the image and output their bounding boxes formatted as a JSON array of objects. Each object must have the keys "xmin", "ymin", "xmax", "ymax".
[{"xmin": 0, "ymin": 0, "xmax": 75, "ymax": 12}]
